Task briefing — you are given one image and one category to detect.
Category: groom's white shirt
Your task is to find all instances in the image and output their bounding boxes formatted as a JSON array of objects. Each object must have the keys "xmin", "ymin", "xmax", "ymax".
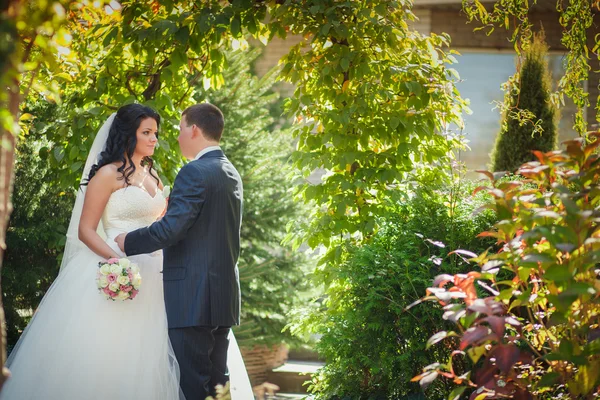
[{"xmin": 193, "ymin": 146, "xmax": 221, "ymax": 161}]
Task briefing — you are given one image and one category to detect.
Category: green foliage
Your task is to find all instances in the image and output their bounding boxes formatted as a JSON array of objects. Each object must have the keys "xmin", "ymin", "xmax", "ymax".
[
  {"xmin": 290, "ymin": 176, "xmax": 496, "ymax": 399},
  {"xmin": 462, "ymin": 0, "xmax": 600, "ymax": 135},
  {"xmin": 197, "ymin": 49, "xmax": 311, "ymax": 346},
  {"xmin": 490, "ymin": 32, "xmax": 558, "ymax": 172},
  {"xmin": 3, "ymin": 134, "xmax": 73, "ymax": 348},
  {"xmin": 272, "ymin": 6, "xmax": 471, "ymax": 382},
  {"xmin": 30, "ymin": 0, "xmax": 273, "ymax": 187},
  {"xmin": 1, "ymin": 0, "xmax": 77, "ymax": 134},
  {"xmin": 417, "ymin": 136, "xmax": 600, "ymax": 399},
  {"xmin": 276, "ymin": 0, "xmax": 469, "ymax": 256}
]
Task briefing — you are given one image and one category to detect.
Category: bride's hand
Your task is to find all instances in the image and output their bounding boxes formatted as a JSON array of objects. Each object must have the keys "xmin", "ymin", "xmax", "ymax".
[{"xmin": 114, "ymin": 233, "xmax": 127, "ymax": 252}]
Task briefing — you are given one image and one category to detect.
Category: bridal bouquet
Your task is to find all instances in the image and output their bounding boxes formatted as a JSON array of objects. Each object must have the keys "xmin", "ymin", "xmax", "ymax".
[{"xmin": 96, "ymin": 258, "xmax": 142, "ymax": 301}]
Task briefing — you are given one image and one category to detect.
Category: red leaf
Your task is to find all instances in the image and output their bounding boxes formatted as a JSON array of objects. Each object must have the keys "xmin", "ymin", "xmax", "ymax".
[
  {"xmin": 531, "ymin": 150, "xmax": 545, "ymax": 162},
  {"xmin": 489, "ymin": 188, "xmax": 505, "ymax": 198},
  {"xmin": 473, "ymin": 185, "xmax": 489, "ymax": 195},
  {"xmin": 405, "ymin": 298, "xmax": 422, "ymax": 310},
  {"xmin": 449, "ymin": 249, "xmax": 478, "ymax": 259},
  {"xmin": 513, "ymin": 387, "xmax": 534, "ymax": 400},
  {"xmin": 496, "ymin": 181, "xmax": 523, "ymax": 191},
  {"xmin": 483, "ymin": 316, "xmax": 506, "ymax": 337},
  {"xmin": 476, "ymin": 170, "xmax": 494, "ymax": 181},
  {"xmin": 474, "ymin": 358, "xmax": 498, "ymax": 387},
  {"xmin": 468, "ymin": 298, "xmax": 505, "ymax": 316},
  {"xmin": 454, "ymin": 273, "xmax": 480, "ymax": 305},
  {"xmin": 460, "ymin": 326, "xmax": 490, "ymax": 350},
  {"xmin": 433, "ymin": 274, "xmax": 454, "ymax": 287},
  {"xmin": 426, "ymin": 239, "xmax": 445, "ymax": 248},
  {"xmin": 413, "ymin": 371, "xmax": 439, "ymax": 390},
  {"xmin": 491, "ymin": 344, "xmax": 520, "ymax": 374},
  {"xmin": 426, "ymin": 331, "xmax": 456, "ymax": 349},
  {"xmin": 477, "ymin": 231, "xmax": 499, "ymax": 239}
]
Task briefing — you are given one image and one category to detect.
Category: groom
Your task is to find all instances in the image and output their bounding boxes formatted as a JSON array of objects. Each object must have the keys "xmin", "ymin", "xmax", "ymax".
[{"xmin": 115, "ymin": 103, "xmax": 242, "ymax": 400}]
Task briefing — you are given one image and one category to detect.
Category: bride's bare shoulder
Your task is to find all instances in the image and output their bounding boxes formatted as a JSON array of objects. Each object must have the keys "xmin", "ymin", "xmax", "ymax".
[{"xmin": 89, "ymin": 164, "xmax": 122, "ymax": 189}]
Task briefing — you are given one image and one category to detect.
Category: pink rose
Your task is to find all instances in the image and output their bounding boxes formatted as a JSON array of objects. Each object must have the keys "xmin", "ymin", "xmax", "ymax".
[
  {"xmin": 109, "ymin": 291, "xmax": 118, "ymax": 298},
  {"xmin": 120, "ymin": 285, "xmax": 132, "ymax": 292},
  {"xmin": 107, "ymin": 273, "xmax": 118, "ymax": 283},
  {"xmin": 107, "ymin": 258, "xmax": 119, "ymax": 264},
  {"xmin": 102, "ymin": 287, "xmax": 112, "ymax": 296},
  {"xmin": 127, "ymin": 272, "xmax": 134, "ymax": 281},
  {"xmin": 130, "ymin": 289, "xmax": 139, "ymax": 299}
]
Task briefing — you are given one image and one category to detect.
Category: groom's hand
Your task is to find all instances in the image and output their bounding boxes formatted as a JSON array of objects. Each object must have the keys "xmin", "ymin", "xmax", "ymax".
[{"xmin": 114, "ymin": 233, "xmax": 127, "ymax": 253}]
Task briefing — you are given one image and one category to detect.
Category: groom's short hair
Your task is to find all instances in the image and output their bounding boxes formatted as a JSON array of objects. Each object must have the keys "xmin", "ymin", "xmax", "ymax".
[{"xmin": 182, "ymin": 103, "xmax": 224, "ymax": 142}]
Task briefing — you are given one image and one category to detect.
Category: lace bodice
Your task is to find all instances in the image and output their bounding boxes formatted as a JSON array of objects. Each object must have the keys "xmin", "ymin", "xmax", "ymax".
[{"xmin": 102, "ymin": 186, "xmax": 166, "ymax": 239}]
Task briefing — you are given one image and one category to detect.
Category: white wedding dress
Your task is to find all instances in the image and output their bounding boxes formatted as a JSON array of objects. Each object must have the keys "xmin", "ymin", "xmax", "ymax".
[{"xmin": 0, "ymin": 185, "xmax": 253, "ymax": 400}]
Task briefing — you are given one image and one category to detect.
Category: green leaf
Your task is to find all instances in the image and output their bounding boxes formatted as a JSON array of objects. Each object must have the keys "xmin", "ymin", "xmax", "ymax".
[
  {"xmin": 175, "ymin": 26, "xmax": 190, "ymax": 43},
  {"xmin": 103, "ymin": 27, "xmax": 118, "ymax": 47},
  {"xmin": 55, "ymin": 72, "xmax": 72, "ymax": 82},
  {"xmin": 570, "ymin": 361, "xmax": 600, "ymax": 396},
  {"xmin": 406, "ymin": 81, "xmax": 422, "ymax": 96},
  {"xmin": 448, "ymin": 386, "xmax": 467, "ymax": 400},
  {"xmin": 340, "ymin": 58, "xmax": 350, "ymax": 71},
  {"xmin": 53, "ymin": 147, "xmax": 65, "ymax": 163},
  {"xmin": 87, "ymin": 107, "xmax": 103, "ymax": 116},
  {"xmin": 467, "ymin": 345, "xmax": 486, "ymax": 364},
  {"xmin": 544, "ymin": 264, "xmax": 572, "ymax": 282},
  {"xmin": 537, "ymin": 371, "xmax": 560, "ymax": 388},
  {"xmin": 231, "ymin": 15, "xmax": 241, "ymax": 37},
  {"xmin": 517, "ymin": 266, "xmax": 532, "ymax": 282},
  {"xmin": 70, "ymin": 161, "xmax": 83, "ymax": 172},
  {"xmin": 68, "ymin": 146, "xmax": 79, "ymax": 160}
]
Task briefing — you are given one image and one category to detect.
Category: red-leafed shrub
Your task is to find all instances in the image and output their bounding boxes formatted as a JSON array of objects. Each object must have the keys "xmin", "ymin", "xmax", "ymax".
[{"xmin": 413, "ymin": 133, "xmax": 600, "ymax": 400}]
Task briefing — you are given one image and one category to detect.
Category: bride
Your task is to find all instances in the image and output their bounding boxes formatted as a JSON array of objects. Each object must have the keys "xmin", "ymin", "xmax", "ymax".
[{"xmin": 0, "ymin": 104, "xmax": 252, "ymax": 399}]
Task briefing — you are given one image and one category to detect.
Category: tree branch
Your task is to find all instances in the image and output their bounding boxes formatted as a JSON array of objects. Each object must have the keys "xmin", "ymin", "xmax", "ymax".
[{"xmin": 142, "ymin": 57, "xmax": 171, "ymax": 101}]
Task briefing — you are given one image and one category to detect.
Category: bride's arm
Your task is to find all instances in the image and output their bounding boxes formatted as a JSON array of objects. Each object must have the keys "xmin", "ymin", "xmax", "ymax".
[{"xmin": 78, "ymin": 165, "xmax": 121, "ymax": 259}]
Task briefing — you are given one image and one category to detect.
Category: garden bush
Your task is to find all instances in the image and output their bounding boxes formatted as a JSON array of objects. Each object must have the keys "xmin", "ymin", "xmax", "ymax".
[
  {"xmin": 294, "ymin": 176, "xmax": 497, "ymax": 399},
  {"xmin": 490, "ymin": 32, "xmax": 558, "ymax": 173},
  {"xmin": 417, "ymin": 135, "xmax": 600, "ymax": 399}
]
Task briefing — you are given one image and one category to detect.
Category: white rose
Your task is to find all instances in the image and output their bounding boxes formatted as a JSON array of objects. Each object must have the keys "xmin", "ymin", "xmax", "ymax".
[
  {"xmin": 116, "ymin": 291, "xmax": 130, "ymax": 301},
  {"xmin": 109, "ymin": 282, "xmax": 119, "ymax": 292},
  {"xmin": 130, "ymin": 264, "xmax": 140, "ymax": 274},
  {"xmin": 97, "ymin": 276, "xmax": 109, "ymax": 288},
  {"xmin": 99, "ymin": 264, "xmax": 111, "ymax": 275},
  {"xmin": 117, "ymin": 275, "xmax": 130, "ymax": 285},
  {"xmin": 132, "ymin": 276, "xmax": 142, "ymax": 289},
  {"xmin": 119, "ymin": 258, "xmax": 131, "ymax": 268},
  {"xmin": 109, "ymin": 264, "xmax": 122, "ymax": 274},
  {"xmin": 162, "ymin": 185, "xmax": 171, "ymax": 199}
]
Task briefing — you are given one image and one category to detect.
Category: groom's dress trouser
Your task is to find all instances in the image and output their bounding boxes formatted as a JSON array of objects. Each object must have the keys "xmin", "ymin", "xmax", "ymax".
[{"xmin": 169, "ymin": 326, "xmax": 231, "ymax": 399}]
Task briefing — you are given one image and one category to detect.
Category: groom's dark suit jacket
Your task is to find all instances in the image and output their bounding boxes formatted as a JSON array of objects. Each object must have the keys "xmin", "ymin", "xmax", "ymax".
[{"xmin": 124, "ymin": 150, "xmax": 242, "ymax": 328}]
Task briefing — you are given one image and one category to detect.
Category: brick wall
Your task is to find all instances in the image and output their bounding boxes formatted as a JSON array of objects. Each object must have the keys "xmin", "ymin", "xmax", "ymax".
[{"xmin": 430, "ymin": 10, "xmax": 565, "ymax": 50}]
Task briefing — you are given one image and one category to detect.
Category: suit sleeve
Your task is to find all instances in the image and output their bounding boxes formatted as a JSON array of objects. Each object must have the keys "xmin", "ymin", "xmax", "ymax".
[{"xmin": 124, "ymin": 164, "xmax": 205, "ymax": 256}]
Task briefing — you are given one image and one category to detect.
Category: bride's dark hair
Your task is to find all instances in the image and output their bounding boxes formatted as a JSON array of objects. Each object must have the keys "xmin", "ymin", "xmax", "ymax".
[{"xmin": 83, "ymin": 104, "xmax": 161, "ymax": 186}]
